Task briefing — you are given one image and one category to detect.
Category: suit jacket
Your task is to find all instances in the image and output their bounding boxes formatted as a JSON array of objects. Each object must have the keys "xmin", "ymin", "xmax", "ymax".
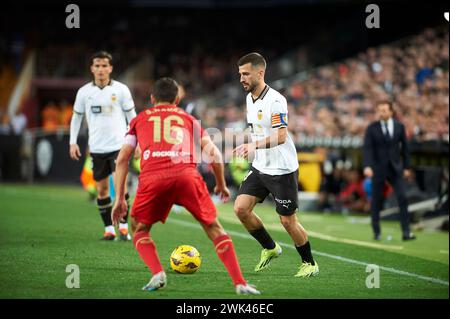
[{"xmin": 363, "ymin": 119, "xmax": 410, "ymax": 179}]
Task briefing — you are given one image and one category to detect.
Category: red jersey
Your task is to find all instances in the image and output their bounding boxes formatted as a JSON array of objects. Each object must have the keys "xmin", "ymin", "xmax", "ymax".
[{"xmin": 127, "ymin": 104, "xmax": 206, "ymax": 181}]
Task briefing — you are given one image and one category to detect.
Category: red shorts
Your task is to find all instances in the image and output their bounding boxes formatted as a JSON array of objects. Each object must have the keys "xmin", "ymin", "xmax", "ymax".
[{"xmin": 131, "ymin": 172, "xmax": 217, "ymax": 226}]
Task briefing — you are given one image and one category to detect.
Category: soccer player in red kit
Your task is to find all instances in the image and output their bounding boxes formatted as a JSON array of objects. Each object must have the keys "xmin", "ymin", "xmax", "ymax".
[{"xmin": 112, "ymin": 77, "xmax": 260, "ymax": 295}]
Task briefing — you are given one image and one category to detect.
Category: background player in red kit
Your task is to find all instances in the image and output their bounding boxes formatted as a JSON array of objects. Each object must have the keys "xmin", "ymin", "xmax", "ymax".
[{"xmin": 112, "ymin": 77, "xmax": 260, "ymax": 295}]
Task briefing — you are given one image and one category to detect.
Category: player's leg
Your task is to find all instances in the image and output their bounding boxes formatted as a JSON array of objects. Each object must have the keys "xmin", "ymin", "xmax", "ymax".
[
  {"xmin": 234, "ymin": 168, "xmax": 281, "ymax": 271},
  {"xmin": 175, "ymin": 173, "xmax": 259, "ymax": 294},
  {"xmin": 279, "ymin": 213, "xmax": 319, "ymax": 277},
  {"xmin": 200, "ymin": 219, "xmax": 260, "ymax": 295},
  {"xmin": 91, "ymin": 154, "xmax": 116, "ymax": 240},
  {"xmin": 132, "ymin": 218, "xmax": 167, "ymax": 291},
  {"xmin": 130, "ymin": 178, "xmax": 174, "ymax": 291},
  {"xmin": 265, "ymin": 169, "xmax": 318, "ymax": 277},
  {"xmin": 111, "ymin": 151, "xmax": 131, "ymax": 240},
  {"xmin": 91, "ymin": 152, "xmax": 116, "ymax": 240},
  {"xmin": 96, "ymin": 177, "xmax": 115, "ymax": 240},
  {"xmin": 234, "ymin": 194, "xmax": 264, "ymax": 231},
  {"xmin": 234, "ymin": 194, "xmax": 282, "ymax": 271}
]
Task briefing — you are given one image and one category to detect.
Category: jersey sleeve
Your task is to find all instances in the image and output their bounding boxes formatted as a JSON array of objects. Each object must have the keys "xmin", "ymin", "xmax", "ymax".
[
  {"xmin": 121, "ymin": 85, "xmax": 135, "ymax": 112},
  {"xmin": 73, "ymin": 88, "xmax": 85, "ymax": 114},
  {"xmin": 270, "ymin": 99, "xmax": 288, "ymax": 129}
]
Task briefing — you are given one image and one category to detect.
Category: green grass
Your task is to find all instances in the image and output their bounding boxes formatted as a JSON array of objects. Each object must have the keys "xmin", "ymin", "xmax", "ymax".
[{"xmin": 0, "ymin": 183, "xmax": 448, "ymax": 299}]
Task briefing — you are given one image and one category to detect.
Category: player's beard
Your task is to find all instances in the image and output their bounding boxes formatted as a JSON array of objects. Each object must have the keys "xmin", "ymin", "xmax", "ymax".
[{"xmin": 245, "ymin": 82, "xmax": 256, "ymax": 93}]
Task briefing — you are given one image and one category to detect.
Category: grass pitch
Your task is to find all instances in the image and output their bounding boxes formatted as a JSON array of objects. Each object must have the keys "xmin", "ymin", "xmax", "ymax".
[{"xmin": 0, "ymin": 183, "xmax": 448, "ymax": 299}]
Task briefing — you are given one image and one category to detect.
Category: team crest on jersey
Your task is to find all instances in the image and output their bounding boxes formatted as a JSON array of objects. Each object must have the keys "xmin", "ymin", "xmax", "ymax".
[
  {"xmin": 111, "ymin": 94, "xmax": 117, "ymax": 102},
  {"xmin": 253, "ymin": 124, "xmax": 264, "ymax": 136},
  {"xmin": 257, "ymin": 110, "xmax": 263, "ymax": 120}
]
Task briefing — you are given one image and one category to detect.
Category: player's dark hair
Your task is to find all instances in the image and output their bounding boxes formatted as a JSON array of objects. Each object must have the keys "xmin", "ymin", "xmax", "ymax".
[
  {"xmin": 237, "ymin": 52, "xmax": 267, "ymax": 69},
  {"xmin": 90, "ymin": 51, "xmax": 113, "ymax": 66},
  {"xmin": 153, "ymin": 77, "xmax": 179, "ymax": 104}
]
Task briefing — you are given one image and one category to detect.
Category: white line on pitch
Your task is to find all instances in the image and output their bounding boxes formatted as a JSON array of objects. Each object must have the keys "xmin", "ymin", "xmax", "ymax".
[{"xmin": 168, "ymin": 218, "xmax": 449, "ymax": 287}]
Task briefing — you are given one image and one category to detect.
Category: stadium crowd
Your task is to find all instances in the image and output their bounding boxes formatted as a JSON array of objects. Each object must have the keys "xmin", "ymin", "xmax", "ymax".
[
  {"xmin": 194, "ymin": 27, "xmax": 449, "ymax": 144},
  {"xmin": 6, "ymin": 19, "xmax": 443, "ymax": 145}
]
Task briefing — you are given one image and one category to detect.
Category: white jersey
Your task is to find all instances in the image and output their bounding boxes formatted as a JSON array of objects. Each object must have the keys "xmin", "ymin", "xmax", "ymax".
[
  {"xmin": 73, "ymin": 80, "xmax": 135, "ymax": 153},
  {"xmin": 246, "ymin": 85, "xmax": 299, "ymax": 175}
]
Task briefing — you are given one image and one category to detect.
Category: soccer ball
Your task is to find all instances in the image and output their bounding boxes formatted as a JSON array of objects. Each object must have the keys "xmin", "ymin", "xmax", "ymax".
[{"xmin": 170, "ymin": 245, "xmax": 202, "ymax": 274}]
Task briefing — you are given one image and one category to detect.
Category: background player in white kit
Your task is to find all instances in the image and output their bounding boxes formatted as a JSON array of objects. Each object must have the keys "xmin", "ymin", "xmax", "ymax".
[
  {"xmin": 233, "ymin": 53, "xmax": 319, "ymax": 278},
  {"xmin": 69, "ymin": 51, "xmax": 137, "ymax": 241}
]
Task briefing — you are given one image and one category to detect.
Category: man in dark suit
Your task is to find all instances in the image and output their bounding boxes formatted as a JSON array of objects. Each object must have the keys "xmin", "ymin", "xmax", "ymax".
[{"xmin": 363, "ymin": 101, "xmax": 416, "ymax": 241}]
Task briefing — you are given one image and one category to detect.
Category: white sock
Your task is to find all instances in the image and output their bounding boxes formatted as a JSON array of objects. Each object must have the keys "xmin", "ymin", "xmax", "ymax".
[
  {"xmin": 119, "ymin": 223, "xmax": 128, "ymax": 230},
  {"xmin": 105, "ymin": 226, "xmax": 116, "ymax": 234}
]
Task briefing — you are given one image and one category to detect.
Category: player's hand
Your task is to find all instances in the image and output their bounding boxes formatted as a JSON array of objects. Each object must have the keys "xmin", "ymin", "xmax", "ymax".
[
  {"xmin": 214, "ymin": 184, "xmax": 230, "ymax": 203},
  {"xmin": 112, "ymin": 198, "xmax": 128, "ymax": 226},
  {"xmin": 70, "ymin": 144, "xmax": 82, "ymax": 161},
  {"xmin": 363, "ymin": 167, "xmax": 373, "ymax": 178},
  {"xmin": 233, "ymin": 143, "xmax": 256, "ymax": 159},
  {"xmin": 403, "ymin": 169, "xmax": 412, "ymax": 179}
]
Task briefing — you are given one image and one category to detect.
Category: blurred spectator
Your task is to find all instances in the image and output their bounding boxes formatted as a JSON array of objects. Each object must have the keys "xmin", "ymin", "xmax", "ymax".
[
  {"xmin": 0, "ymin": 110, "xmax": 11, "ymax": 134},
  {"xmin": 337, "ymin": 169, "xmax": 369, "ymax": 214},
  {"xmin": 10, "ymin": 110, "xmax": 27, "ymax": 135},
  {"xmin": 223, "ymin": 104, "xmax": 246, "ymax": 130},
  {"xmin": 318, "ymin": 162, "xmax": 345, "ymax": 212},
  {"xmin": 60, "ymin": 100, "xmax": 73, "ymax": 128},
  {"xmin": 415, "ymin": 58, "xmax": 433, "ymax": 85},
  {"xmin": 363, "ymin": 178, "xmax": 393, "ymax": 206},
  {"xmin": 41, "ymin": 101, "xmax": 61, "ymax": 131}
]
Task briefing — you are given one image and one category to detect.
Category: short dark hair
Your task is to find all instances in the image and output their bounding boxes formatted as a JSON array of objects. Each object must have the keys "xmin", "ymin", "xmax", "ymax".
[
  {"xmin": 376, "ymin": 100, "xmax": 394, "ymax": 112},
  {"xmin": 152, "ymin": 77, "xmax": 179, "ymax": 103},
  {"xmin": 90, "ymin": 51, "xmax": 113, "ymax": 66},
  {"xmin": 237, "ymin": 52, "xmax": 266, "ymax": 69}
]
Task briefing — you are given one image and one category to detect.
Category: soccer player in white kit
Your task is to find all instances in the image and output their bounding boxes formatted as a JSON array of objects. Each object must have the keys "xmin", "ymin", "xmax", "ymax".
[
  {"xmin": 69, "ymin": 51, "xmax": 137, "ymax": 241},
  {"xmin": 233, "ymin": 53, "xmax": 319, "ymax": 278}
]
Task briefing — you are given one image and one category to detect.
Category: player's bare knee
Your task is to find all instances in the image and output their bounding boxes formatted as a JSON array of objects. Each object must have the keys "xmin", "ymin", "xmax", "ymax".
[
  {"xmin": 96, "ymin": 177, "xmax": 110, "ymax": 197},
  {"xmin": 234, "ymin": 204, "xmax": 251, "ymax": 220},
  {"xmin": 280, "ymin": 217, "xmax": 294, "ymax": 230},
  {"xmin": 97, "ymin": 186, "xmax": 109, "ymax": 198}
]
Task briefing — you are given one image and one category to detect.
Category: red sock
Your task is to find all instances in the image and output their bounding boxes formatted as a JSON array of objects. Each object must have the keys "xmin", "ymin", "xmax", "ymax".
[
  {"xmin": 213, "ymin": 234, "xmax": 246, "ymax": 286},
  {"xmin": 133, "ymin": 231, "xmax": 163, "ymax": 275}
]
